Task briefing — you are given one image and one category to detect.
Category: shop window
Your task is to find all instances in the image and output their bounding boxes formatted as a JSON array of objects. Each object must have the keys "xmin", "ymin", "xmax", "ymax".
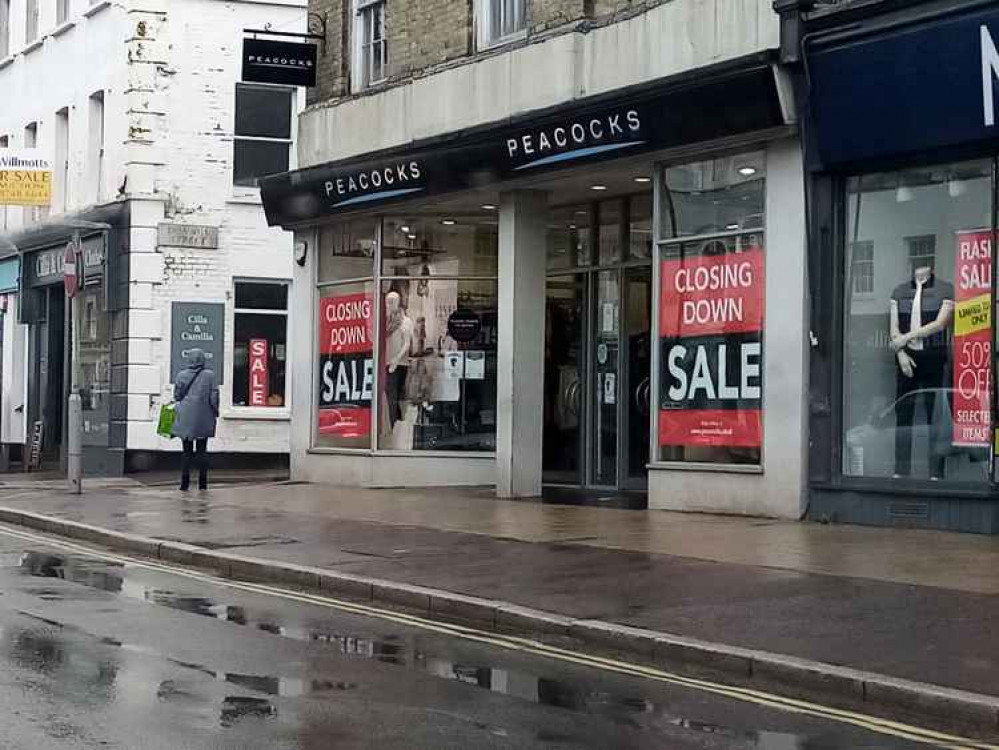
[
  {"xmin": 850, "ymin": 241, "xmax": 875, "ymax": 296},
  {"xmin": 843, "ymin": 161, "xmax": 993, "ymax": 483},
  {"xmin": 316, "ymin": 219, "xmax": 377, "ymax": 449},
  {"xmin": 79, "ymin": 287, "xmax": 110, "ymax": 448},
  {"xmin": 477, "ymin": 0, "xmax": 526, "ymax": 49},
  {"xmin": 379, "ymin": 215, "xmax": 498, "ymax": 452},
  {"xmin": 232, "ymin": 281, "xmax": 289, "ymax": 408},
  {"xmin": 233, "ymin": 84, "xmax": 294, "ymax": 187},
  {"xmin": 381, "ymin": 216, "xmax": 498, "ymax": 277},
  {"xmin": 353, "ymin": 0, "xmax": 386, "ymax": 90},
  {"xmin": 547, "ymin": 205, "xmax": 593, "ymax": 271},
  {"xmin": 378, "ymin": 278, "xmax": 498, "ymax": 452},
  {"xmin": 628, "ymin": 194, "xmax": 654, "ymax": 261},
  {"xmin": 656, "ymin": 152, "xmax": 766, "ymax": 466},
  {"xmin": 319, "ymin": 220, "xmax": 376, "ymax": 283}
]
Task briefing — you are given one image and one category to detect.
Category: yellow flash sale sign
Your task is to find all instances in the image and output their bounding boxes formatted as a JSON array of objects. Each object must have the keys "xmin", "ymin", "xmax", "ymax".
[{"xmin": 0, "ymin": 150, "xmax": 52, "ymax": 207}]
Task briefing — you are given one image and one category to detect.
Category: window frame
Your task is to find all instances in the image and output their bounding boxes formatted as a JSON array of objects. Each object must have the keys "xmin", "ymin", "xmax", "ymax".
[
  {"xmin": 476, "ymin": 0, "xmax": 527, "ymax": 51},
  {"xmin": 849, "ymin": 240, "xmax": 875, "ymax": 297},
  {"xmin": 232, "ymin": 83, "xmax": 296, "ymax": 190},
  {"xmin": 352, "ymin": 0, "xmax": 386, "ymax": 91},
  {"xmin": 56, "ymin": 0, "xmax": 70, "ymax": 26},
  {"xmin": 228, "ymin": 278, "xmax": 292, "ymax": 417}
]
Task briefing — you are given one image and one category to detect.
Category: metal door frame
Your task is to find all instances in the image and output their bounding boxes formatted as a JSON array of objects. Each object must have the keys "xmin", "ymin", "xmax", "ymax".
[{"xmin": 545, "ymin": 260, "xmax": 651, "ymax": 491}]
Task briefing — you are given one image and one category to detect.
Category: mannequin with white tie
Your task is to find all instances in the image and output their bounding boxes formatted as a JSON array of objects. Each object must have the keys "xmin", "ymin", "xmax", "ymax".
[{"xmin": 888, "ymin": 264, "xmax": 954, "ymax": 479}]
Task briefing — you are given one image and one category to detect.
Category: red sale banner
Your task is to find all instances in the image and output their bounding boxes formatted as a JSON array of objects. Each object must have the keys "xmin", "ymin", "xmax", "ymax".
[
  {"xmin": 318, "ymin": 292, "xmax": 374, "ymax": 437},
  {"xmin": 952, "ymin": 229, "xmax": 992, "ymax": 447},
  {"xmin": 248, "ymin": 338, "xmax": 268, "ymax": 407},
  {"xmin": 659, "ymin": 246, "xmax": 764, "ymax": 449}
]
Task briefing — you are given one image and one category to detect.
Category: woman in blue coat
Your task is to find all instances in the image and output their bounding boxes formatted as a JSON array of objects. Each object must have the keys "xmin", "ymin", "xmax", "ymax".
[{"xmin": 171, "ymin": 349, "xmax": 219, "ymax": 491}]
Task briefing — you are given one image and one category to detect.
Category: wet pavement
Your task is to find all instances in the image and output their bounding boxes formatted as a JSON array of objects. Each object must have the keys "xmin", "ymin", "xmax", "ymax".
[
  {"xmin": 5, "ymin": 483, "xmax": 999, "ymax": 704},
  {"xmin": 0, "ymin": 525, "xmax": 975, "ymax": 749}
]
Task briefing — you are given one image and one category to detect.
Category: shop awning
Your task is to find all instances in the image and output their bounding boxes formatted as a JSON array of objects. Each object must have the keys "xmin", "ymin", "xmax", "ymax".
[{"xmin": 260, "ymin": 52, "xmax": 788, "ymax": 228}]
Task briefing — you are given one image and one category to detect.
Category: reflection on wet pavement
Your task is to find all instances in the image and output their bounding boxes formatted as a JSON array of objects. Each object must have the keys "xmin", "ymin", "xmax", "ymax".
[{"xmin": 9, "ymin": 549, "xmax": 828, "ymax": 748}]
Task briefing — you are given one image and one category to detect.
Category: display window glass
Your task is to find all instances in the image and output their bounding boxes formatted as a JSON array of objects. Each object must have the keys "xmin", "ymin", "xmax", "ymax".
[
  {"xmin": 318, "ymin": 220, "xmax": 377, "ymax": 283},
  {"xmin": 377, "ymin": 278, "xmax": 498, "ymax": 452},
  {"xmin": 842, "ymin": 160, "xmax": 993, "ymax": 483},
  {"xmin": 656, "ymin": 153, "xmax": 766, "ymax": 465},
  {"xmin": 382, "ymin": 216, "xmax": 498, "ymax": 277}
]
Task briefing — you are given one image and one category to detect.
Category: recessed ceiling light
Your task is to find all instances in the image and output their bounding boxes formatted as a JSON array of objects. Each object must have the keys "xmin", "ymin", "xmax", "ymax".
[
  {"xmin": 568, "ymin": 224, "xmax": 577, "ymax": 230},
  {"xmin": 634, "ymin": 176, "xmax": 652, "ymax": 184},
  {"xmin": 407, "ymin": 233, "xmax": 417, "ymax": 240},
  {"xmin": 481, "ymin": 204, "xmax": 497, "ymax": 210},
  {"xmin": 575, "ymin": 210, "xmax": 588, "ymax": 216},
  {"xmin": 738, "ymin": 167, "xmax": 757, "ymax": 177},
  {"xmin": 725, "ymin": 223, "xmax": 739, "ymax": 230},
  {"xmin": 441, "ymin": 219, "xmax": 456, "ymax": 226},
  {"xmin": 400, "ymin": 225, "xmax": 410, "ymax": 233},
  {"xmin": 590, "ymin": 184, "xmax": 607, "ymax": 191}
]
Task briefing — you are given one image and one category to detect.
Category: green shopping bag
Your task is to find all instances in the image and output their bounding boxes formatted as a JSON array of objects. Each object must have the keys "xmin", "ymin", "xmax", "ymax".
[{"xmin": 157, "ymin": 403, "xmax": 176, "ymax": 438}]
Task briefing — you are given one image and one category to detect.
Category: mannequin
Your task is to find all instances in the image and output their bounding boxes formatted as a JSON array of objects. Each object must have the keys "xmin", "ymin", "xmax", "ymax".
[
  {"xmin": 888, "ymin": 264, "xmax": 954, "ymax": 479},
  {"xmin": 384, "ymin": 291, "xmax": 414, "ymax": 429}
]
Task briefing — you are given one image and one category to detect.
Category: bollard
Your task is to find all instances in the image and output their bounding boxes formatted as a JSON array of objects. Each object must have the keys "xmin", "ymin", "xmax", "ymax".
[{"xmin": 67, "ymin": 390, "xmax": 82, "ymax": 494}]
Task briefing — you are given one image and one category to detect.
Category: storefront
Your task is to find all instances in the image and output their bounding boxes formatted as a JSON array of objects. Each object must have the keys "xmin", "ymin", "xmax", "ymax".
[
  {"xmin": 263, "ymin": 53, "xmax": 809, "ymax": 516},
  {"xmin": 801, "ymin": 1, "xmax": 999, "ymax": 531},
  {"xmin": 10, "ymin": 205, "xmax": 124, "ymax": 476}
]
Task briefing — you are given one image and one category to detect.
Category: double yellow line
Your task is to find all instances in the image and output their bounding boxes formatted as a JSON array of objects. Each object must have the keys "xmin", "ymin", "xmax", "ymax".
[{"xmin": 0, "ymin": 523, "xmax": 995, "ymax": 749}]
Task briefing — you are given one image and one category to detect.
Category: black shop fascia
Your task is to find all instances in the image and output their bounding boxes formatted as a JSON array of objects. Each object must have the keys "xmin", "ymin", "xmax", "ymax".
[{"xmin": 260, "ymin": 52, "xmax": 788, "ymax": 228}]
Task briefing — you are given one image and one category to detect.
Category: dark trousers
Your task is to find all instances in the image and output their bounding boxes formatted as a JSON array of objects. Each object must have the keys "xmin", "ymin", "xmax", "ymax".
[
  {"xmin": 181, "ymin": 438, "xmax": 209, "ymax": 490},
  {"xmin": 386, "ymin": 366, "xmax": 408, "ymax": 427},
  {"xmin": 895, "ymin": 350, "xmax": 946, "ymax": 478}
]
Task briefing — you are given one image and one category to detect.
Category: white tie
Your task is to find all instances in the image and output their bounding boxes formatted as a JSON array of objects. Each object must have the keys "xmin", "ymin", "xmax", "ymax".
[{"xmin": 909, "ymin": 280, "xmax": 924, "ymax": 351}]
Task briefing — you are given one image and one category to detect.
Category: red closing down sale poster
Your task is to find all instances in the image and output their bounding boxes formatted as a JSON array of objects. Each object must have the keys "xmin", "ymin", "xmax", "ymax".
[
  {"xmin": 317, "ymin": 292, "xmax": 374, "ymax": 438},
  {"xmin": 659, "ymin": 246, "xmax": 764, "ymax": 448}
]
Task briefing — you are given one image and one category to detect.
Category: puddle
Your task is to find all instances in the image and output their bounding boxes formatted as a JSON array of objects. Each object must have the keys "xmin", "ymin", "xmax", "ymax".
[{"xmin": 14, "ymin": 549, "xmax": 816, "ymax": 745}]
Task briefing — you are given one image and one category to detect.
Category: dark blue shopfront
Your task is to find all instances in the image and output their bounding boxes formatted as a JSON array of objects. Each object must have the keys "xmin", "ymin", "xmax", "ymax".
[{"xmin": 800, "ymin": 1, "xmax": 999, "ymax": 533}]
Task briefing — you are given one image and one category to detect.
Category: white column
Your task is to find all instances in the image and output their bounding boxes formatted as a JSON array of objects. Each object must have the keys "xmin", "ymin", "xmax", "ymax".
[{"xmin": 496, "ymin": 190, "xmax": 547, "ymax": 498}]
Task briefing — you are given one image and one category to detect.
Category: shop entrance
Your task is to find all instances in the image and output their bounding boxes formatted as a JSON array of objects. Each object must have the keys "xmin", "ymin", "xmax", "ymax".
[
  {"xmin": 543, "ymin": 196, "xmax": 653, "ymax": 492},
  {"xmin": 33, "ymin": 286, "xmax": 65, "ymax": 463}
]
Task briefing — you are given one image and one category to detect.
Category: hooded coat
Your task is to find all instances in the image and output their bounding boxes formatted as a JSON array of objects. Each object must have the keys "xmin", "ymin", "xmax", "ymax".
[{"xmin": 171, "ymin": 349, "xmax": 219, "ymax": 440}]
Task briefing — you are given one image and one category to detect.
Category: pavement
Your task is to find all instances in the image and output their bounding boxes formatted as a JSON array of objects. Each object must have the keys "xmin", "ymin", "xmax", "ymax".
[
  {"xmin": 0, "ymin": 528, "xmax": 956, "ymax": 749},
  {"xmin": 2, "ymin": 477, "xmax": 999, "ymax": 730}
]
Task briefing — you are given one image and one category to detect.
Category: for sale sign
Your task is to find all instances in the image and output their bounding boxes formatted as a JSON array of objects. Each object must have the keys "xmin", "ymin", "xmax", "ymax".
[
  {"xmin": 0, "ymin": 149, "xmax": 52, "ymax": 207},
  {"xmin": 659, "ymin": 242, "xmax": 764, "ymax": 448},
  {"xmin": 953, "ymin": 229, "xmax": 992, "ymax": 447},
  {"xmin": 318, "ymin": 292, "xmax": 373, "ymax": 438}
]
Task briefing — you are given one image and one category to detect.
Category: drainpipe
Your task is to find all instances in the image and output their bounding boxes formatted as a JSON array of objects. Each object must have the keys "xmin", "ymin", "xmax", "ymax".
[{"xmin": 773, "ymin": 0, "xmax": 817, "ymax": 66}]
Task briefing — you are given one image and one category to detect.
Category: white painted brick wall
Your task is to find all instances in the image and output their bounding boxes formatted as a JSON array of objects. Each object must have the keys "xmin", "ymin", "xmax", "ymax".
[{"xmin": 0, "ymin": 0, "xmax": 305, "ymax": 457}]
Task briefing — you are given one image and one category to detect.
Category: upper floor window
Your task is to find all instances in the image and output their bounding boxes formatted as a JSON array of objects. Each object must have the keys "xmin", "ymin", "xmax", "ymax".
[
  {"xmin": 25, "ymin": 0, "xmax": 38, "ymax": 44},
  {"xmin": 353, "ymin": 0, "xmax": 386, "ymax": 90},
  {"xmin": 88, "ymin": 91, "xmax": 105, "ymax": 201},
  {"xmin": 233, "ymin": 84, "xmax": 294, "ymax": 187},
  {"xmin": 477, "ymin": 0, "xmax": 526, "ymax": 49},
  {"xmin": 0, "ymin": 0, "xmax": 10, "ymax": 59},
  {"xmin": 56, "ymin": 0, "xmax": 70, "ymax": 25}
]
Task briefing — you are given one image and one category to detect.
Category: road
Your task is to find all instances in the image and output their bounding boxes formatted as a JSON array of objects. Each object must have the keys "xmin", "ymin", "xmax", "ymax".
[{"xmin": 0, "ymin": 523, "xmax": 988, "ymax": 750}]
